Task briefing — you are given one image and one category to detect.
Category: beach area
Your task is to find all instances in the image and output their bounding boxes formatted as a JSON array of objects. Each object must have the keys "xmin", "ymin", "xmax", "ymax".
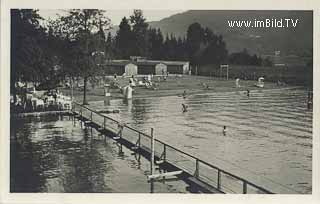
[{"xmin": 60, "ymin": 75, "xmax": 293, "ymax": 102}]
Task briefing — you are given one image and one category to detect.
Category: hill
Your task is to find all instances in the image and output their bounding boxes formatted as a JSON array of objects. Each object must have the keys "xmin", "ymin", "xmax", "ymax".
[{"xmin": 147, "ymin": 10, "xmax": 312, "ymax": 56}]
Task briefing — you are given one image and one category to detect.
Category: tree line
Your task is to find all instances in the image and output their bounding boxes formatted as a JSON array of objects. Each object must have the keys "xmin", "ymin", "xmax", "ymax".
[{"xmin": 11, "ymin": 9, "xmax": 270, "ymax": 104}]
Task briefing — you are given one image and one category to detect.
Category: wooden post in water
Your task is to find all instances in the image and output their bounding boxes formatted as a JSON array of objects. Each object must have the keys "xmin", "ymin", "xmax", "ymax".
[
  {"xmin": 163, "ymin": 144, "xmax": 166, "ymax": 162},
  {"xmin": 138, "ymin": 133, "xmax": 141, "ymax": 149},
  {"xmin": 217, "ymin": 169, "xmax": 221, "ymax": 190},
  {"xmin": 243, "ymin": 180, "xmax": 247, "ymax": 194},
  {"xmin": 195, "ymin": 159, "xmax": 199, "ymax": 178},
  {"xmin": 150, "ymin": 128, "xmax": 154, "ymax": 176}
]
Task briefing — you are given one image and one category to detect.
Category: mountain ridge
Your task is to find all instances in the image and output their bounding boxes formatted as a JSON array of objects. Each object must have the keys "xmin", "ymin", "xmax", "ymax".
[{"xmin": 109, "ymin": 10, "xmax": 313, "ymax": 56}]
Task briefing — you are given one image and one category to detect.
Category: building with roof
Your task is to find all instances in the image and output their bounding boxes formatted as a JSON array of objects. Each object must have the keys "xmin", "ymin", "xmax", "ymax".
[
  {"xmin": 102, "ymin": 58, "xmax": 189, "ymax": 76},
  {"xmin": 104, "ymin": 60, "xmax": 138, "ymax": 76}
]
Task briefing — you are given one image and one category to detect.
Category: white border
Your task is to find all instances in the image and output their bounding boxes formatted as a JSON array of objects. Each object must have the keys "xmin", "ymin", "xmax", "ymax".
[{"xmin": 1, "ymin": 0, "xmax": 320, "ymax": 204}]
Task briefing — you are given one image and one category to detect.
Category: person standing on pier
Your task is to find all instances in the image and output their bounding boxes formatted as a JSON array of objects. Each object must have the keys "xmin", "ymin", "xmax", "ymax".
[
  {"xmin": 117, "ymin": 123, "xmax": 124, "ymax": 138},
  {"xmin": 246, "ymin": 89, "xmax": 250, "ymax": 97}
]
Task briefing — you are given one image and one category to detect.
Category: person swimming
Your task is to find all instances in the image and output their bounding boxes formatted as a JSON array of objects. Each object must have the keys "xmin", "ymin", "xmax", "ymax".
[
  {"xmin": 182, "ymin": 90, "xmax": 187, "ymax": 99},
  {"xmin": 182, "ymin": 103, "xmax": 188, "ymax": 112},
  {"xmin": 223, "ymin": 126, "xmax": 227, "ymax": 135}
]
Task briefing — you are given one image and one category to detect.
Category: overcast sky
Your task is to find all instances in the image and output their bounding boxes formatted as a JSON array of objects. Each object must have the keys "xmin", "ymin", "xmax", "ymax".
[{"xmin": 38, "ymin": 10, "xmax": 185, "ymax": 26}]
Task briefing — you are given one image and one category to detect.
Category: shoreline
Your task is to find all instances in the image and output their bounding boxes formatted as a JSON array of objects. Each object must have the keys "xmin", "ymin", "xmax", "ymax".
[{"xmin": 67, "ymin": 84, "xmax": 305, "ymax": 103}]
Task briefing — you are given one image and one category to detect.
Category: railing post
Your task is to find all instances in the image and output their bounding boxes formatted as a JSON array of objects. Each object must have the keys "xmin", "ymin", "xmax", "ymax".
[
  {"xmin": 243, "ymin": 180, "xmax": 247, "ymax": 194},
  {"xmin": 103, "ymin": 117, "xmax": 106, "ymax": 129},
  {"xmin": 150, "ymin": 128, "xmax": 155, "ymax": 176},
  {"xmin": 217, "ymin": 169, "xmax": 221, "ymax": 190},
  {"xmin": 195, "ymin": 159, "xmax": 199, "ymax": 178},
  {"xmin": 138, "ymin": 133, "xmax": 141, "ymax": 149},
  {"xmin": 90, "ymin": 111, "xmax": 93, "ymax": 121},
  {"xmin": 163, "ymin": 144, "xmax": 166, "ymax": 162}
]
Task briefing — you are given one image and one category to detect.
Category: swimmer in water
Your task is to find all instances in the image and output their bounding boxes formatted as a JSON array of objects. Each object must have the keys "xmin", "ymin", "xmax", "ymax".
[
  {"xmin": 182, "ymin": 103, "xmax": 188, "ymax": 112},
  {"xmin": 223, "ymin": 126, "xmax": 227, "ymax": 135},
  {"xmin": 182, "ymin": 90, "xmax": 187, "ymax": 99}
]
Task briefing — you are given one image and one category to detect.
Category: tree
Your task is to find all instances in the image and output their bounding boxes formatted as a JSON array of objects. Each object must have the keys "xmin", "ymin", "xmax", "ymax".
[
  {"xmin": 59, "ymin": 9, "xmax": 110, "ymax": 105},
  {"xmin": 11, "ymin": 9, "xmax": 51, "ymax": 102},
  {"xmin": 186, "ymin": 22, "xmax": 204, "ymax": 65},
  {"xmin": 105, "ymin": 32, "xmax": 114, "ymax": 60},
  {"xmin": 130, "ymin": 10, "xmax": 149, "ymax": 57},
  {"xmin": 115, "ymin": 17, "xmax": 134, "ymax": 59}
]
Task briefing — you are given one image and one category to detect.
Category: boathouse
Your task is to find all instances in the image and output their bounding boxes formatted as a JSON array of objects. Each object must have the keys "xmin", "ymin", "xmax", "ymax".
[
  {"xmin": 104, "ymin": 60, "xmax": 138, "ymax": 76},
  {"xmin": 164, "ymin": 61, "xmax": 189, "ymax": 74},
  {"xmin": 103, "ymin": 58, "xmax": 189, "ymax": 76}
]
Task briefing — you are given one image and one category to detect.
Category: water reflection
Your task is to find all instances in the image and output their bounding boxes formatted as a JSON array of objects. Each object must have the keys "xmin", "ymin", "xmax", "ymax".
[{"xmin": 10, "ymin": 115, "xmax": 189, "ymax": 193}]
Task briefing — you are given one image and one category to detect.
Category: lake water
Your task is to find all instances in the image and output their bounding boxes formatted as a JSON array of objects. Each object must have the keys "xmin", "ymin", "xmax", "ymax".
[
  {"xmin": 10, "ymin": 115, "xmax": 189, "ymax": 193},
  {"xmin": 86, "ymin": 88, "xmax": 312, "ymax": 194}
]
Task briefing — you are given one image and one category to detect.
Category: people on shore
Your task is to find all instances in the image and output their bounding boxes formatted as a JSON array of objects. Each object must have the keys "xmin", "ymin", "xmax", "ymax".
[{"xmin": 201, "ymin": 82, "xmax": 209, "ymax": 90}]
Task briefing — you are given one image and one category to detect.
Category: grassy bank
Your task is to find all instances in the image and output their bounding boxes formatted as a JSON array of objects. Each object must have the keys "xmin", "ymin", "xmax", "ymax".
[
  {"xmin": 59, "ymin": 75, "xmax": 299, "ymax": 103},
  {"xmin": 196, "ymin": 64, "xmax": 312, "ymax": 86}
]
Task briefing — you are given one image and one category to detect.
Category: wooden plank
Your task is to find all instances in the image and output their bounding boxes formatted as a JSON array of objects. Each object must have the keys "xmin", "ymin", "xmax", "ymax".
[{"xmin": 147, "ymin": 170, "xmax": 183, "ymax": 180}]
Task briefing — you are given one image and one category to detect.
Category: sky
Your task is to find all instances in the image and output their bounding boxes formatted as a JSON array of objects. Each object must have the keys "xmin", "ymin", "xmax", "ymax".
[{"xmin": 38, "ymin": 10, "xmax": 185, "ymax": 26}]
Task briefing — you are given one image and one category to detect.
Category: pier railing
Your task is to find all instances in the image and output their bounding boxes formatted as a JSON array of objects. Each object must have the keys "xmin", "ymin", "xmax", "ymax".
[{"xmin": 72, "ymin": 102, "xmax": 273, "ymax": 194}]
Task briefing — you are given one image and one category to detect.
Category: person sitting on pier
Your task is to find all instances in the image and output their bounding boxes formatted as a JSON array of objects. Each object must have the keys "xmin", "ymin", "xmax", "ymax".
[{"xmin": 182, "ymin": 103, "xmax": 188, "ymax": 112}]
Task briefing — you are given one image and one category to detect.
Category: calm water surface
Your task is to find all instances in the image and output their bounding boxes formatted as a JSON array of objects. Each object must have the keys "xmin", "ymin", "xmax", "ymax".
[
  {"xmin": 87, "ymin": 88, "xmax": 312, "ymax": 194},
  {"xmin": 10, "ymin": 115, "xmax": 189, "ymax": 193}
]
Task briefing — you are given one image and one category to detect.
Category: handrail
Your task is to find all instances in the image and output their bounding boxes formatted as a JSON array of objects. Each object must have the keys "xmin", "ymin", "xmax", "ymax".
[
  {"xmin": 73, "ymin": 101, "xmax": 118, "ymax": 123},
  {"xmin": 72, "ymin": 101, "xmax": 274, "ymax": 194}
]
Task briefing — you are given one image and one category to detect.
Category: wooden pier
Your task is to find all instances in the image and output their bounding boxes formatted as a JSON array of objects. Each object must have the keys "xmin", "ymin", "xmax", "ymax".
[{"xmin": 71, "ymin": 102, "xmax": 274, "ymax": 194}]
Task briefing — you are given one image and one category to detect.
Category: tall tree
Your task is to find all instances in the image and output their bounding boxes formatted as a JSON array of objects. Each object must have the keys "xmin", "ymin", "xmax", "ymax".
[
  {"xmin": 115, "ymin": 17, "xmax": 133, "ymax": 59},
  {"xmin": 59, "ymin": 9, "xmax": 110, "ymax": 105},
  {"xmin": 105, "ymin": 32, "xmax": 113, "ymax": 60},
  {"xmin": 11, "ymin": 9, "xmax": 49, "ymax": 102},
  {"xmin": 130, "ymin": 10, "xmax": 149, "ymax": 57},
  {"xmin": 186, "ymin": 22, "xmax": 205, "ymax": 65},
  {"xmin": 147, "ymin": 28, "xmax": 164, "ymax": 59}
]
